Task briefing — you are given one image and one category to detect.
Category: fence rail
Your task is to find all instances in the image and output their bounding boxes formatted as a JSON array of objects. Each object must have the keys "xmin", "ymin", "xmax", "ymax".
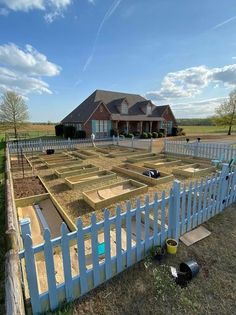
[
  {"xmin": 164, "ymin": 140, "xmax": 236, "ymax": 161},
  {"xmin": 18, "ymin": 165, "xmax": 236, "ymax": 314}
]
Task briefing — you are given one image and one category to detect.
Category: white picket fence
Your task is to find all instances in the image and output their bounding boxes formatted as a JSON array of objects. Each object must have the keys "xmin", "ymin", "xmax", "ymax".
[
  {"xmin": 164, "ymin": 140, "xmax": 236, "ymax": 161},
  {"xmin": 18, "ymin": 165, "xmax": 236, "ymax": 314},
  {"xmin": 7, "ymin": 137, "xmax": 113, "ymax": 153},
  {"xmin": 8, "ymin": 136, "xmax": 152, "ymax": 154}
]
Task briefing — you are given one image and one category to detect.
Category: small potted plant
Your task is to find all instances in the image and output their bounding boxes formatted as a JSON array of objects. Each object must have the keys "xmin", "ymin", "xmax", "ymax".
[{"xmin": 150, "ymin": 245, "xmax": 166, "ymax": 261}]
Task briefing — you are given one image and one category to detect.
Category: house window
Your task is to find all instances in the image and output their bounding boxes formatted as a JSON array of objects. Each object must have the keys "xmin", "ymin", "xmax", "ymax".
[
  {"xmin": 121, "ymin": 102, "xmax": 128, "ymax": 114},
  {"xmin": 76, "ymin": 123, "xmax": 82, "ymax": 131},
  {"xmin": 95, "ymin": 120, "xmax": 99, "ymax": 133},
  {"xmin": 93, "ymin": 120, "xmax": 110, "ymax": 137}
]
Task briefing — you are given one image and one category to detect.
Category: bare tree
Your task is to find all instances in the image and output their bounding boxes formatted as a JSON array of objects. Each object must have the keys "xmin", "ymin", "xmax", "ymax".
[
  {"xmin": 214, "ymin": 89, "xmax": 236, "ymax": 135},
  {"xmin": 0, "ymin": 91, "xmax": 29, "ymax": 138}
]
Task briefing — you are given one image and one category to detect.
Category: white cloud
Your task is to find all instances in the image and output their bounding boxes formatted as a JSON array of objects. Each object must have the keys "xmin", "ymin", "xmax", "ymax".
[
  {"xmin": 0, "ymin": 0, "xmax": 73, "ymax": 22},
  {"xmin": 0, "ymin": 43, "xmax": 61, "ymax": 76},
  {"xmin": 0, "ymin": 43, "xmax": 61, "ymax": 96},
  {"xmin": 0, "ymin": 0, "xmax": 45, "ymax": 12},
  {"xmin": 171, "ymin": 97, "xmax": 227, "ymax": 118},
  {"xmin": 146, "ymin": 64, "xmax": 236, "ymax": 101}
]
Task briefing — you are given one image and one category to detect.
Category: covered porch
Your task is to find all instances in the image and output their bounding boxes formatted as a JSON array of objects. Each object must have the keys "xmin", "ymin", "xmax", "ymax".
[{"xmin": 111, "ymin": 116, "xmax": 164, "ymax": 135}]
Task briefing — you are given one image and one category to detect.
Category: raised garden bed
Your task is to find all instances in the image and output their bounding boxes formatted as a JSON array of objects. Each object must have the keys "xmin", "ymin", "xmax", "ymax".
[
  {"xmin": 65, "ymin": 170, "xmax": 117, "ymax": 190},
  {"xmin": 172, "ymin": 163, "xmax": 216, "ymax": 177},
  {"xmin": 108, "ymin": 149, "xmax": 141, "ymax": 158},
  {"xmin": 83, "ymin": 179, "xmax": 148, "ymax": 210},
  {"xmin": 55, "ymin": 164, "xmax": 99, "ymax": 178},
  {"xmin": 144, "ymin": 158, "xmax": 183, "ymax": 168},
  {"xmin": 45, "ymin": 158, "xmax": 82, "ymax": 168},
  {"xmin": 17, "ymin": 195, "xmax": 72, "ymax": 246},
  {"xmin": 70, "ymin": 149, "xmax": 98, "ymax": 160},
  {"xmin": 13, "ymin": 176, "xmax": 47, "ymax": 199},
  {"xmin": 127, "ymin": 153, "xmax": 160, "ymax": 163},
  {"xmin": 113, "ymin": 163, "xmax": 174, "ymax": 185}
]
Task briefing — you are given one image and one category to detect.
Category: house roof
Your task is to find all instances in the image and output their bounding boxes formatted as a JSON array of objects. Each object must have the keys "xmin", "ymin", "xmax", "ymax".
[{"xmin": 61, "ymin": 89, "xmax": 171, "ymax": 123}]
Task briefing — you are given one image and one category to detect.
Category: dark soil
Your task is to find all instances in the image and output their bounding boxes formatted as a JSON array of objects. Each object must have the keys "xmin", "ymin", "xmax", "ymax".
[
  {"xmin": 11, "ymin": 157, "xmax": 30, "ymax": 169},
  {"xmin": 13, "ymin": 176, "xmax": 47, "ymax": 198}
]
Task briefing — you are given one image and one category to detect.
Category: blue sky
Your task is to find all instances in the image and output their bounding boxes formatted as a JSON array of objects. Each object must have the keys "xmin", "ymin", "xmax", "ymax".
[{"xmin": 0, "ymin": 0, "xmax": 236, "ymax": 121}]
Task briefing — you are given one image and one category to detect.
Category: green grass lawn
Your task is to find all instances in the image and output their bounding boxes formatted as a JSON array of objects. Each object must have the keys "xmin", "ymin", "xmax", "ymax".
[
  {"xmin": 0, "ymin": 141, "xmax": 5, "ymax": 313},
  {"xmin": 180, "ymin": 125, "xmax": 233, "ymax": 135}
]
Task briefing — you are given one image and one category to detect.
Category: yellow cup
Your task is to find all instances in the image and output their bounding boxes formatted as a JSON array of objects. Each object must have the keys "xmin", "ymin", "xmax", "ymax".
[{"xmin": 166, "ymin": 238, "xmax": 178, "ymax": 254}]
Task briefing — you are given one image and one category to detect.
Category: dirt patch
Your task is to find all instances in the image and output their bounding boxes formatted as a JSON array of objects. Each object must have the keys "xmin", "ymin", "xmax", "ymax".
[{"xmin": 13, "ymin": 176, "xmax": 47, "ymax": 198}]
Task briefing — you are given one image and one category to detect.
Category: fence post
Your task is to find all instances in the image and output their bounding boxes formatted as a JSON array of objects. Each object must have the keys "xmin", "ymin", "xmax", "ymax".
[
  {"xmin": 149, "ymin": 137, "xmax": 153, "ymax": 152},
  {"xmin": 20, "ymin": 218, "xmax": 31, "ymax": 240},
  {"xmin": 39, "ymin": 138, "xmax": 43, "ymax": 151},
  {"xmin": 131, "ymin": 135, "xmax": 134, "ymax": 149},
  {"xmin": 112, "ymin": 135, "xmax": 115, "ymax": 145},
  {"xmin": 169, "ymin": 180, "xmax": 181, "ymax": 240},
  {"xmin": 220, "ymin": 163, "xmax": 230, "ymax": 211},
  {"xmin": 193, "ymin": 141, "xmax": 199, "ymax": 157},
  {"xmin": 117, "ymin": 135, "xmax": 120, "ymax": 146}
]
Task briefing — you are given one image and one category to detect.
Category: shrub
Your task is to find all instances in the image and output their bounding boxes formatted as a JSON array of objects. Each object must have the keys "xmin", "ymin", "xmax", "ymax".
[
  {"xmin": 55, "ymin": 124, "xmax": 64, "ymax": 137},
  {"xmin": 63, "ymin": 125, "xmax": 76, "ymax": 139},
  {"xmin": 158, "ymin": 132, "xmax": 164, "ymax": 138},
  {"xmin": 126, "ymin": 133, "xmax": 134, "ymax": 138},
  {"xmin": 159, "ymin": 128, "xmax": 165, "ymax": 134},
  {"xmin": 140, "ymin": 132, "xmax": 148, "ymax": 139},
  {"xmin": 133, "ymin": 131, "xmax": 141, "ymax": 137},
  {"xmin": 172, "ymin": 127, "xmax": 184, "ymax": 136},
  {"xmin": 75, "ymin": 130, "xmax": 86, "ymax": 139},
  {"xmin": 147, "ymin": 132, "xmax": 152, "ymax": 138},
  {"xmin": 110, "ymin": 129, "xmax": 118, "ymax": 137},
  {"xmin": 152, "ymin": 132, "xmax": 158, "ymax": 138}
]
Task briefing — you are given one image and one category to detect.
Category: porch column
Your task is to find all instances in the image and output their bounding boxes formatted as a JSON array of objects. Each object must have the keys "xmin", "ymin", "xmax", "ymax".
[
  {"xmin": 150, "ymin": 121, "xmax": 153, "ymax": 132},
  {"xmin": 140, "ymin": 121, "xmax": 143, "ymax": 133},
  {"xmin": 126, "ymin": 121, "xmax": 129, "ymax": 133}
]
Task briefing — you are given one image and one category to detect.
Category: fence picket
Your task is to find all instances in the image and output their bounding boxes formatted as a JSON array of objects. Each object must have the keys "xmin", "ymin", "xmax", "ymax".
[
  {"xmin": 115, "ymin": 206, "xmax": 122, "ymax": 273},
  {"xmin": 91, "ymin": 214, "xmax": 100, "ymax": 287},
  {"xmin": 24, "ymin": 234, "xmax": 41, "ymax": 314},
  {"xmin": 135, "ymin": 199, "xmax": 142, "ymax": 261},
  {"xmin": 187, "ymin": 183, "xmax": 192, "ymax": 231},
  {"xmin": 104, "ymin": 209, "xmax": 112, "ymax": 280},
  {"xmin": 161, "ymin": 191, "xmax": 166, "ymax": 243},
  {"xmin": 153, "ymin": 193, "xmax": 159, "ymax": 246},
  {"xmin": 76, "ymin": 219, "xmax": 88, "ymax": 295},
  {"xmin": 144, "ymin": 195, "xmax": 151, "ymax": 251},
  {"xmin": 61, "ymin": 223, "xmax": 73, "ymax": 302},
  {"xmin": 197, "ymin": 180, "xmax": 203, "ymax": 225},
  {"xmin": 126, "ymin": 201, "xmax": 132, "ymax": 268},
  {"xmin": 44, "ymin": 229, "xmax": 58, "ymax": 310},
  {"xmin": 181, "ymin": 186, "xmax": 186, "ymax": 234}
]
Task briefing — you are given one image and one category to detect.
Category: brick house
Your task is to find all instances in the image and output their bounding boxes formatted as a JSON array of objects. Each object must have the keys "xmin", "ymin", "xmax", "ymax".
[{"xmin": 61, "ymin": 90, "xmax": 177, "ymax": 138}]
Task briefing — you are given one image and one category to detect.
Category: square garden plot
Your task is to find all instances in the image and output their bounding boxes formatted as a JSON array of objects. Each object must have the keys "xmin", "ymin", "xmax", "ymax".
[
  {"xmin": 55, "ymin": 163, "xmax": 99, "ymax": 178},
  {"xmin": 172, "ymin": 163, "xmax": 216, "ymax": 177},
  {"xmin": 83, "ymin": 179, "xmax": 148, "ymax": 210},
  {"xmin": 65, "ymin": 170, "xmax": 117, "ymax": 190},
  {"xmin": 112, "ymin": 163, "xmax": 174, "ymax": 186}
]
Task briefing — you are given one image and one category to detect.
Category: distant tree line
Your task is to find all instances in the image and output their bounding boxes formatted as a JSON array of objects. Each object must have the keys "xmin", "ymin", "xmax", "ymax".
[{"xmin": 177, "ymin": 118, "xmax": 214, "ymax": 126}]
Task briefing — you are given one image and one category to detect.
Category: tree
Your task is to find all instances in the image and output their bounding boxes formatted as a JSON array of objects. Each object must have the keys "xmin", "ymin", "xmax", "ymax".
[
  {"xmin": 214, "ymin": 89, "xmax": 236, "ymax": 135},
  {"xmin": 0, "ymin": 91, "xmax": 29, "ymax": 138}
]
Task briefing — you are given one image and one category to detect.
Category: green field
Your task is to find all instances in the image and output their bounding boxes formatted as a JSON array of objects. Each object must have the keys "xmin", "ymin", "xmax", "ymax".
[{"xmin": 180, "ymin": 125, "xmax": 233, "ymax": 135}]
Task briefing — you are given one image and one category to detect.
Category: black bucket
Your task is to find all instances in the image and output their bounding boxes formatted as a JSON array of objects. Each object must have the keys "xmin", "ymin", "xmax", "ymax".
[{"xmin": 179, "ymin": 260, "xmax": 200, "ymax": 280}]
